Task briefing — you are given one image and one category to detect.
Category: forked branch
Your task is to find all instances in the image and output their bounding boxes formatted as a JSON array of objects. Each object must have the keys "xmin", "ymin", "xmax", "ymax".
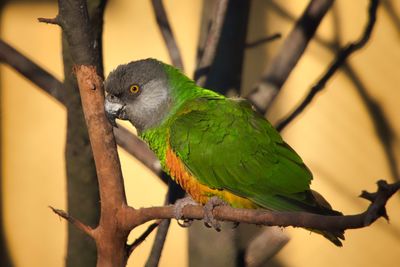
[
  {"xmin": 276, "ymin": 0, "xmax": 379, "ymax": 131},
  {"xmin": 247, "ymin": 0, "xmax": 334, "ymax": 113}
]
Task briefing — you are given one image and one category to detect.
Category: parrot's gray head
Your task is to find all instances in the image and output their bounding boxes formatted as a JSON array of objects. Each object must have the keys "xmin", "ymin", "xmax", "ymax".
[{"xmin": 104, "ymin": 58, "xmax": 171, "ymax": 132}]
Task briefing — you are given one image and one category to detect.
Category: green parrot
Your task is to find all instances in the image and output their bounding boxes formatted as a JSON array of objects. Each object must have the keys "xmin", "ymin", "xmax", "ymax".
[{"xmin": 104, "ymin": 58, "xmax": 344, "ymax": 246}]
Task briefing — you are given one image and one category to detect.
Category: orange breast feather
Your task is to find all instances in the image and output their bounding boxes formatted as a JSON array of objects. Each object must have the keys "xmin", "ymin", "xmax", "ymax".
[{"xmin": 165, "ymin": 146, "xmax": 256, "ymax": 209}]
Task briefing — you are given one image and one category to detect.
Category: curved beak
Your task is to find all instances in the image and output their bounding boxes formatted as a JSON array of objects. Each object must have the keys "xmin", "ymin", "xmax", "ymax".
[{"xmin": 104, "ymin": 94, "xmax": 125, "ymax": 128}]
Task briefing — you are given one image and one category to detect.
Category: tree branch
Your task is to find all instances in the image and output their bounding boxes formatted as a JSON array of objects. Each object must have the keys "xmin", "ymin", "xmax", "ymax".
[
  {"xmin": 40, "ymin": 0, "xmax": 131, "ymax": 266},
  {"xmin": 50, "ymin": 206, "xmax": 95, "ymax": 238},
  {"xmin": 195, "ymin": 0, "xmax": 229, "ymax": 86},
  {"xmin": 245, "ymin": 33, "xmax": 282, "ymax": 49},
  {"xmin": 150, "ymin": 0, "xmax": 184, "ymax": 70},
  {"xmin": 247, "ymin": 0, "xmax": 334, "ymax": 114},
  {"xmin": 128, "ymin": 221, "xmax": 160, "ymax": 255},
  {"xmin": 129, "ymin": 180, "xmax": 398, "ymax": 232},
  {"xmin": 145, "ymin": 219, "xmax": 170, "ymax": 267},
  {"xmin": 37, "ymin": 16, "xmax": 61, "ymax": 25},
  {"xmin": 275, "ymin": 0, "xmax": 379, "ymax": 132},
  {"xmin": 0, "ymin": 39, "xmax": 64, "ymax": 103}
]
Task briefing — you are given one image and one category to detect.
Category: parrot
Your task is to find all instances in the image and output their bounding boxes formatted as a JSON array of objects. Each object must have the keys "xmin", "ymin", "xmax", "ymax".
[{"xmin": 104, "ymin": 58, "xmax": 344, "ymax": 246}]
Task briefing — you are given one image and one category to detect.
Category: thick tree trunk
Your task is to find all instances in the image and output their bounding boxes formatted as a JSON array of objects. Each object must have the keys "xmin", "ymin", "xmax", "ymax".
[
  {"xmin": 62, "ymin": 1, "xmax": 106, "ymax": 266},
  {"xmin": 62, "ymin": 34, "xmax": 100, "ymax": 267}
]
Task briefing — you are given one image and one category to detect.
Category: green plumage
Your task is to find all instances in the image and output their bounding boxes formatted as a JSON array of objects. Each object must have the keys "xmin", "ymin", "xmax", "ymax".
[{"xmin": 104, "ymin": 59, "xmax": 344, "ymax": 246}]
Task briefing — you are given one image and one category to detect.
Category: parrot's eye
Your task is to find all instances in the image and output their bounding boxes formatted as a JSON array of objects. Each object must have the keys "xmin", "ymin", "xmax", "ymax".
[{"xmin": 129, "ymin": 84, "xmax": 140, "ymax": 94}]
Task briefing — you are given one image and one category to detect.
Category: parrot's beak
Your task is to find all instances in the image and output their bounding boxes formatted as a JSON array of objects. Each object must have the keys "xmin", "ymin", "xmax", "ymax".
[{"xmin": 104, "ymin": 94, "xmax": 126, "ymax": 128}]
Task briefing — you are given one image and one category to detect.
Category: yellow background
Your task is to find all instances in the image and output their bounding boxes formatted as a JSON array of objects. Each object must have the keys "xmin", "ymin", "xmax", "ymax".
[{"xmin": 1, "ymin": 1, "xmax": 399, "ymax": 266}]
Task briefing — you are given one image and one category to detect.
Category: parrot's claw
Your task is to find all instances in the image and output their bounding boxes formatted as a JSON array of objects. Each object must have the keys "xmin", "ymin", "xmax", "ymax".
[
  {"xmin": 174, "ymin": 196, "xmax": 198, "ymax": 228},
  {"xmin": 203, "ymin": 196, "xmax": 228, "ymax": 232}
]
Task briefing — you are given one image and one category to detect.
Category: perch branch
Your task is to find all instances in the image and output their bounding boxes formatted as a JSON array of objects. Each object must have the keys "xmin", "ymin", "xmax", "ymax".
[
  {"xmin": 247, "ymin": 0, "xmax": 334, "ymax": 113},
  {"xmin": 125, "ymin": 180, "xmax": 399, "ymax": 232},
  {"xmin": 276, "ymin": 0, "xmax": 379, "ymax": 131},
  {"xmin": 151, "ymin": 0, "xmax": 184, "ymax": 70},
  {"xmin": 195, "ymin": 0, "xmax": 229, "ymax": 86},
  {"xmin": 51, "ymin": 178, "xmax": 399, "ymax": 250}
]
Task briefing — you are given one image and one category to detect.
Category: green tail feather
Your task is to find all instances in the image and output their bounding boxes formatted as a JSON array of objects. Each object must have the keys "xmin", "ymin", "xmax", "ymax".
[
  {"xmin": 253, "ymin": 191, "xmax": 345, "ymax": 246},
  {"xmin": 293, "ymin": 194, "xmax": 345, "ymax": 247},
  {"xmin": 307, "ymin": 207, "xmax": 345, "ymax": 247}
]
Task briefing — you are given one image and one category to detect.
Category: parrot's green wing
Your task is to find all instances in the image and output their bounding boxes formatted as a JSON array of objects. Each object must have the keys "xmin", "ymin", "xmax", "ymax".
[{"xmin": 169, "ymin": 96, "xmax": 324, "ymax": 212}]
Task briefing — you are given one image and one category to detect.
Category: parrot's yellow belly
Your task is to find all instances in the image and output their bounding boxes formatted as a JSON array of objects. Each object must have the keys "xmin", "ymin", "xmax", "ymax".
[{"xmin": 165, "ymin": 146, "xmax": 257, "ymax": 209}]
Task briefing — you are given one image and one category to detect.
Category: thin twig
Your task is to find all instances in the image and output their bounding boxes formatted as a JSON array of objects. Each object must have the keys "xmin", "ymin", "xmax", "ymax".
[
  {"xmin": 267, "ymin": 0, "xmax": 399, "ymax": 183},
  {"xmin": 145, "ymin": 219, "xmax": 171, "ymax": 267},
  {"xmin": 276, "ymin": 0, "xmax": 379, "ymax": 132},
  {"xmin": 247, "ymin": 0, "xmax": 334, "ymax": 113},
  {"xmin": 150, "ymin": 0, "xmax": 184, "ymax": 70},
  {"xmin": 195, "ymin": 0, "xmax": 229, "ymax": 86},
  {"xmin": 37, "ymin": 16, "xmax": 60, "ymax": 25},
  {"xmin": 128, "ymin": 221, "xmax": 161, "ymax": 255},
  {"xmin": 50, "ymin": 206, "xmax": 94, "ymax": 237},
  {"xmin": 245, "ymin": 33, "xmax": 282, "ymax": 49}
]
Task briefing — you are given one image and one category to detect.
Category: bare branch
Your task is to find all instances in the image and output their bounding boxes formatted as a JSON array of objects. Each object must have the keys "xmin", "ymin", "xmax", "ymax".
[
  {"xmin": 0, "ymin": 39, "xmax": 63, "ymax": 103},
  {"xmin": 73, "ymin": 65, "xmax": 127, "ymax": 207},
  {"xmin": 126, "ymin": 180, "xmax": 399, "ymax": 234},
  {"xmin": 128, "ymin": 221, "xmax": 160, "ymax": 255},
  {"xmin": 245, "ymin": 33, "xmax": 282, "ymax": 49},
  {"xmin": 46, "ymin": 1, "xmax": 130, "ymax": 265},
  {"xmin": 276, "ymin": 0, "xmax": 379, "ymax": 132},
  {"xmin": 244, "ymin": 227, "xmax": 289, "ymax": 267},
  {"xmin": 37, "ymin": 16, "xmax": 60, "ymax": 25},
  {"xmin": 150, "ymin": 0, "xmax": 184, "ymax": 70},
  {"xmin": 50, "ymin": 206, "xmax": 94, "ymax": 238},
  {"xmin": 247, "ymin": 0, "xmax": 334, "ymax": 113},
  {"xmin": 145, "ymin": 219, "xmax": 170, "ymax": 267},
  {"xmin": 195, "ymin": 0, "xmax": 229, "ymax": 86}
]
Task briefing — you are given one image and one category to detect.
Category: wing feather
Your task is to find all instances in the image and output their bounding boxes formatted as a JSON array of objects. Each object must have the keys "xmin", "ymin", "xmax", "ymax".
[{"xmin": 169, "ymin": 97, "xmax": 314, "ymax": 210}]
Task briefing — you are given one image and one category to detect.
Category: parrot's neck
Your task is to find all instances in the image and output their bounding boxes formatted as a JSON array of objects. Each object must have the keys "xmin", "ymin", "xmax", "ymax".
[
  {"xmin": 164, "ymin": 64, "xmax": 223, "ymax": 117},
  {"xmin": 139, "ymin": 64, "xmax": 224, "ymax": 167}
]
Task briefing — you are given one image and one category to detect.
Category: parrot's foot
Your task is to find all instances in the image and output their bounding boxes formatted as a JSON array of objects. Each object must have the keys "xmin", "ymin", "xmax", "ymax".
[
  {"xmin": 174, "ymin": 196, "xmax": 198, "ymax": 227},
  {"xmin": 204, "ymin": 196, "xmax": 228, "ymax": 231}
]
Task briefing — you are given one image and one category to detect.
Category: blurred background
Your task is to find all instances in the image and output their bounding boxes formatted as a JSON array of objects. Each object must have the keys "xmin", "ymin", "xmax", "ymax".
[{"xmin": 1, "ymin": 0, "xmax": 399, "ymax": 266}]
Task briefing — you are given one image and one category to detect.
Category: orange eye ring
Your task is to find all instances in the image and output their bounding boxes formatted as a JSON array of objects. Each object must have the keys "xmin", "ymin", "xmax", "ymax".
[{"xmin": 129, "ymin": 84, "xmax": 140, "ymax": 94}]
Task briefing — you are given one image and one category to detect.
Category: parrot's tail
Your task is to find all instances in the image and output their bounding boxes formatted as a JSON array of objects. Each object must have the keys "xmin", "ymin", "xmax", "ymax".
[
  {"xmin": 309, "ymin": 190, "xmax": 345, "ymax": 247},
  {"xmin": 315, "ymin": 228, "xmax": 345, "ymax": 247}
]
